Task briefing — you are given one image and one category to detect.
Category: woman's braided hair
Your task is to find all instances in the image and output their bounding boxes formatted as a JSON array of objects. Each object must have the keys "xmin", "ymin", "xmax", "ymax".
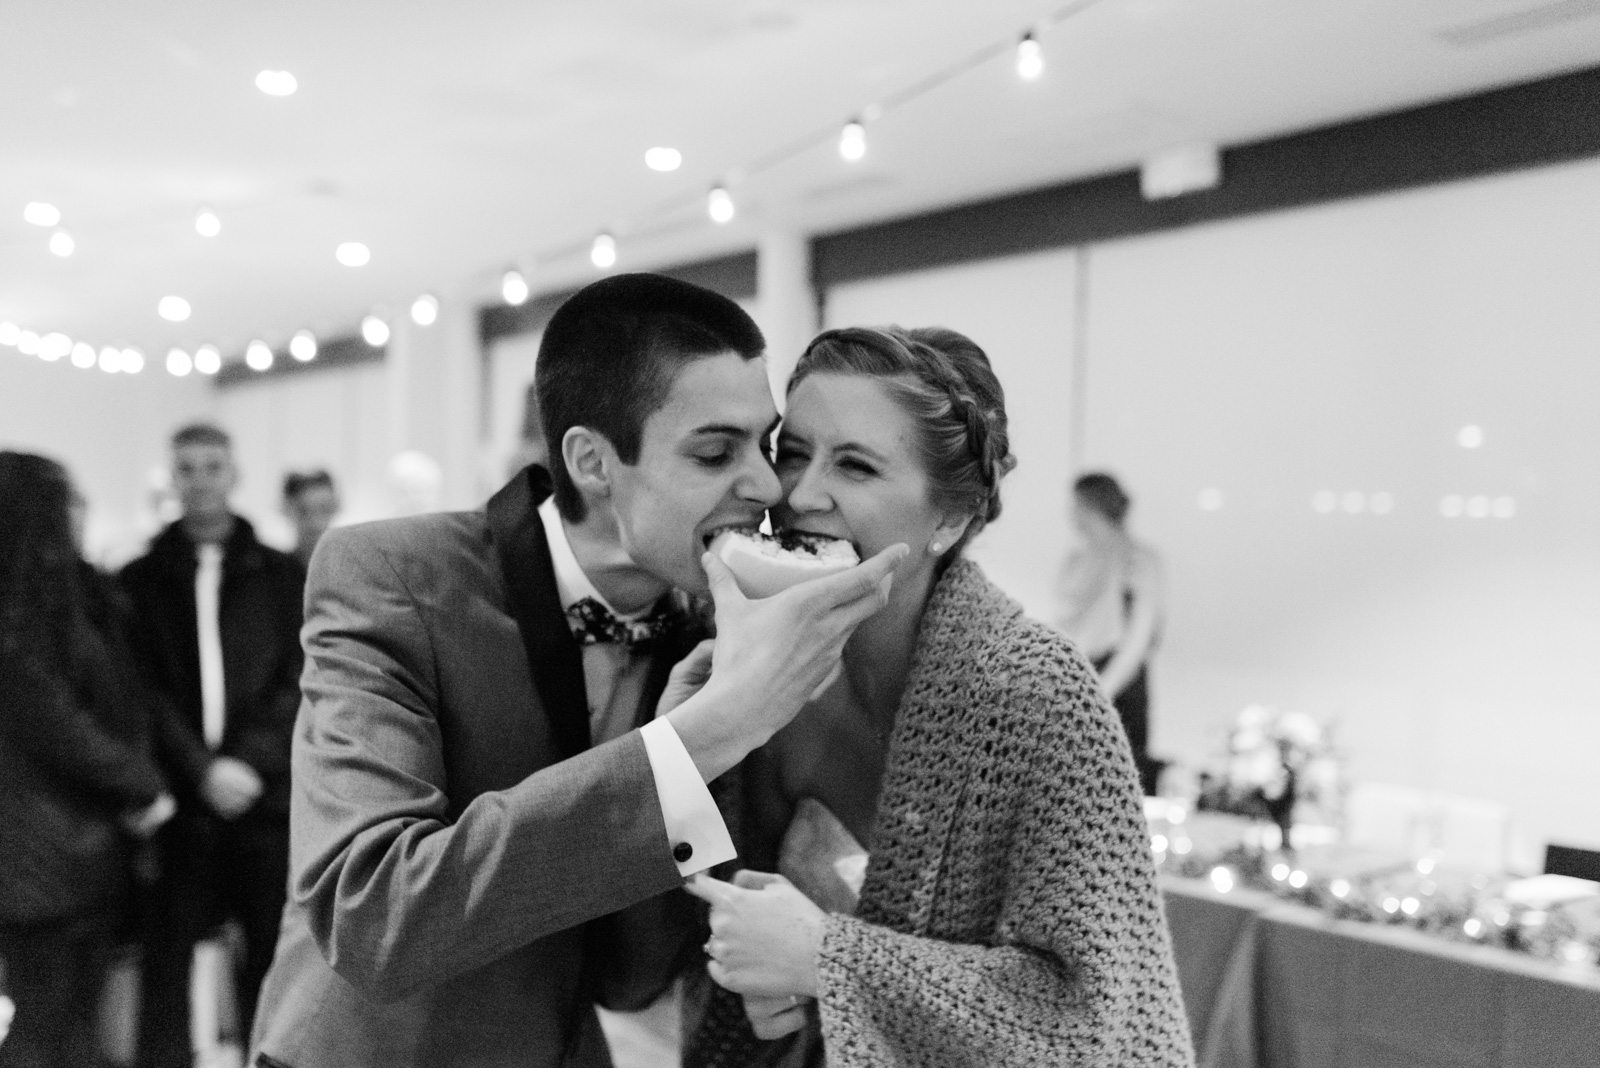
[{"xmin": 789, "ymin": 325, "xmax": 1017, "ymax": 553}]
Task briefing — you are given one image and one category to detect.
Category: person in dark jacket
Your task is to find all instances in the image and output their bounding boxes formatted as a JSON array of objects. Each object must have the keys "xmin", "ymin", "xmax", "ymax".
[
  {"xmin": 119, "ymin": 424, "xmax": 304, "ymax": 1068},
  {"xmin": 0, "ymin": 451, "xmax": 173, "ymax": 1068}
]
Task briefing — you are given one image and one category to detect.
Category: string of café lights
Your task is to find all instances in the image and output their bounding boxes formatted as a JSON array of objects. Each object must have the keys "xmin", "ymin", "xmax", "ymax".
[{"xmin": 0, "ymin": 3, "xmax": 1104, "ymax": 379}]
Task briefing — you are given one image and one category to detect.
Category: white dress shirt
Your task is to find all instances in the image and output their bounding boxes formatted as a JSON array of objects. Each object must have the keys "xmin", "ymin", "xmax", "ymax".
[
  {"xmin": 195, "ymin": 542, "xmax": 227, "ymax": 749},
  {"xmin": 538, "ymin": 498, "xmax": 734, "ymax": 877}
]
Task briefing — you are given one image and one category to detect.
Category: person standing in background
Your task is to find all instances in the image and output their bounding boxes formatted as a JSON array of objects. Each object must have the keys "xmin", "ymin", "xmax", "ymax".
[
  {"xmin": 119, "ymin": 425, "xmax": 304, "ymax": 1068},
  {"xmin": 0, "ymin": 452, "xmax": 173, "ymax": 1068},
  {"xmin": 281, "ymin": 469, "xmax": 340, "ymax": 572},
  {"xmin": 1056, "ymin": 472, "xmax": 1166, "ymax": 795}
]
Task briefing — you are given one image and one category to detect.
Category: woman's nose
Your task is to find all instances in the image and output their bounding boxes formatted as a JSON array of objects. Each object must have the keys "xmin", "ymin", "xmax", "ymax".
[{"xmin": 784, "ymin": 461, "xmax": 831, "ymax": 514}]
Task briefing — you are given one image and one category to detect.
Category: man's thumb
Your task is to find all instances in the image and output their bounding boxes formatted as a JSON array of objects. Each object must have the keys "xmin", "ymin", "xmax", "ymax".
[{"xmin": 702, "ymin": 551, "xmax": 748, "ymax": 606}]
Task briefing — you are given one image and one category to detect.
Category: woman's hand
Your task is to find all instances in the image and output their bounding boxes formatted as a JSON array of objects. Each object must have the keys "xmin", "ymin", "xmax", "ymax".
[
  {"xmin": 686, "ymin": 870, "xmax": 826, "ymax": 998},
  {"xmin": 655, "ymin": 639, "xmax": 716, "ymax": 718},
  {"xmin": 742, "ymin": 993, "xmax": 812, "ymax": 1040}
]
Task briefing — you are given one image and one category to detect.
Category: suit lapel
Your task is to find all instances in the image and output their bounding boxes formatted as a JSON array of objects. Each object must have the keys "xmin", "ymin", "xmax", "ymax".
[{"xmin": 486, "ymin": 465, "xmax": 591, "ymax": 761}]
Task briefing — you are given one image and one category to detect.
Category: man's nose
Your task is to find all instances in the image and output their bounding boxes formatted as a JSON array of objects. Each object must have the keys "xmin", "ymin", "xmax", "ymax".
[{"xmin": 738, "ymin": 450, "xmax": 782, "ymax": 506}]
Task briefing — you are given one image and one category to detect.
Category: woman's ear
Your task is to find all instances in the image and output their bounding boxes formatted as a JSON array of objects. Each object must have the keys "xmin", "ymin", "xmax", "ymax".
[
  {"xmin": 929, "ymin": 513, "xmax": 973, "ymax": 555},
  {"xmin": 561, "ymin": 426, "xmax": 615, "ymax": 502}
]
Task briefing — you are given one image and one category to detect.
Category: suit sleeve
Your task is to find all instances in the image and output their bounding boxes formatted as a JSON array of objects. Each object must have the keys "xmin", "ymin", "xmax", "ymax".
[{"xmin": 290, "ymin": 526, "xmax": 686, "ymax": 1004}]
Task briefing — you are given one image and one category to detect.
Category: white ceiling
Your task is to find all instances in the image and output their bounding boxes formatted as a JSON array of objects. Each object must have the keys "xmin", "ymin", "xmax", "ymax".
[{"xmin": 3, "ymin": 0, "xmax": 1599, "ymax": 362}]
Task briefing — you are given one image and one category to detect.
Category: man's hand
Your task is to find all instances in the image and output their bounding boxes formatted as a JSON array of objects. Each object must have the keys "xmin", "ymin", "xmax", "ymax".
[
  {"xmin": 742, "ymin": 993, "xmax": 812, "ymax": 1040},
  {"xmin": 666, "ymin": 543, "xmax": 907, "ymax": 781},
  {"xmin": 655, "ymin": 639, "xmax": 716, "ymax": 718},
  {"xmin": 201, "ymin": 756, "xmax": 263, "ymax": 820},
  {"xmin": 686, "ymin": 870, "xmax": 825, "ymax": 999}
]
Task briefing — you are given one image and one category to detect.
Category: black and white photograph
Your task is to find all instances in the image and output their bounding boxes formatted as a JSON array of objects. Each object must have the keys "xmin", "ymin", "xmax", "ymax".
[{"xmin": 2, "ymin": 3, "xmax": 1598, "ymax": 1066}]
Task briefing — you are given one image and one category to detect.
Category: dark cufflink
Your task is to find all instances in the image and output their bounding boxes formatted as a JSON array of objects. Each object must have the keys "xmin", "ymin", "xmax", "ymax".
[{"xmin": 673, "ymin": 841, "xmax": 694, "ymax": 864}]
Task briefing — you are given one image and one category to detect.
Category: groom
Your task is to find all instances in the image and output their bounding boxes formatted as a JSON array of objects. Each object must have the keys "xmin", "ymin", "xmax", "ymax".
[{"xmin": 250, "ymin": 274, "xmax": 904, "ymax": 1067}]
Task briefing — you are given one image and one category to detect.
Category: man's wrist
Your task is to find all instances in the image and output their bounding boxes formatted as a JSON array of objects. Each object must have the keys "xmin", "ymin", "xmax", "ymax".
[{"xmin": 665, "ymin": 687, "xmax": 762, "ymax": 783}]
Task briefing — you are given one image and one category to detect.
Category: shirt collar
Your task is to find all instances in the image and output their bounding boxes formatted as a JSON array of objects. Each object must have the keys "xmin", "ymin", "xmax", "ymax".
[{"xmin": 537, "ymin": 496, "xmax": 647, "ymax": 622}]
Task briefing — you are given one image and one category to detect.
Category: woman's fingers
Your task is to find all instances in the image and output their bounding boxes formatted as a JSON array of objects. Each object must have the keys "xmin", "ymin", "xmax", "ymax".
[{"xmin": 731, "ymin": 869, "xmax": 785, "ymax": 891}]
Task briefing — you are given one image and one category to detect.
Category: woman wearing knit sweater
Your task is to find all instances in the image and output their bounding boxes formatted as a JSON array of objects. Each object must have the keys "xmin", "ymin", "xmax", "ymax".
[{"xmin": 683, "ymin": 327, "xmax": 1193, "ymax": 1067}]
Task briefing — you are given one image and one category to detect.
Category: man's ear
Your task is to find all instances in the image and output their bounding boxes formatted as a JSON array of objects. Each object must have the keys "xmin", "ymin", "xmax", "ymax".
[{"xmin": 561, "ymin": 425, "xmax": 615, "ymax": 502}]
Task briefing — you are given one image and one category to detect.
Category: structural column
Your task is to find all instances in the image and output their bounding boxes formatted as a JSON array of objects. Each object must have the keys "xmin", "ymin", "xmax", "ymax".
[
  {"xmin": 755, "ymin": 229, "xmax": 816, "ymax": 406},
  {"xmin": 383, "ymin": 292, "xmax": 483, "ymax": 510}
]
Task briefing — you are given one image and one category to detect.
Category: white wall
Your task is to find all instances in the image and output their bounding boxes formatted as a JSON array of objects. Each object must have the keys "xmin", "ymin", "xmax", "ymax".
[
  {"xmin": 215, "ymin": 362, "xmax": 391, "ymax": 543},
  {"xmin": 0, "ymin": 352, "xmax": 214, "ymax": 566},
  {"xmin": 821, "ymin": 157, "xmax": 1600, "ymax": 863}
]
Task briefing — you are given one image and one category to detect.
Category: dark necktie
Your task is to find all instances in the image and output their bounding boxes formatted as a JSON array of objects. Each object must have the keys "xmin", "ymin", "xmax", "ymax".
[{"xmin": 564, "ymin": 596, "xmax": 680, "ymax": 652}]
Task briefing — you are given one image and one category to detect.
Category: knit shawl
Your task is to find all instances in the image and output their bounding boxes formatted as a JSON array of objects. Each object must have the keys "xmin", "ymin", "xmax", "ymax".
[{"xmin": 812, "ymin": 558, "xmax": 1194, "ymax": 1067}]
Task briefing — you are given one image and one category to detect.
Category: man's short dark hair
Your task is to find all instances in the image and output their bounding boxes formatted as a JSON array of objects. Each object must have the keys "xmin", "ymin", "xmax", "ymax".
[
  {"xmin": 171, "ymin": 423, "xmax": 232, "ymax": 451},
  {"xmin": 536, "ymin": 273, "xmax": 765, "ymax": 521},
  {"xmin": 283, "ymin": 468, "xmax": 336, "ymax": 501}
]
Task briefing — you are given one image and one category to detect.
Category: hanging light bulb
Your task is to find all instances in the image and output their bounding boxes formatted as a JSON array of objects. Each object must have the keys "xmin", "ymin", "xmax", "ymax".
[
  {"xmin": 501, "ymin": 270, "xmax": 530, "ymax": 306},
  {"xmin": 361, "ymin": 315, "xmax": 390, "ymax": 346},
  {"xmin": 195, "ymin": 207, "xmax": 221, "ymax": 237},
  {"xmin": 246, "ymin": 340, "xmax": 274, "ymax": 371},
  {"xmin": 122, "ymin": 348, "xmax": 145, "ymax": 374},
  {"xmin": 289, "ymin": 330, "xmax": 317, "ymax": 361},
  {"xmin": 591, "ymin": 233, "xmax": 617, "ymax": 269},
  {"xmin": 49, "ymin": 231, "xmax": 75, "ymax": 257},
  {"xmin": 707, "ymin": 186, "xmax": 735, "ymax": 224},
  {"xmin": 167, "ymin": 348, "xmax": 193, "ymax": 376},
  {"xmin": 839, "ymin": 120, "xmax": 866, "ymax": 162},
  {"xmin": 410, "ymin": 294, "xmax": 439, "ymax": 326},
  {"xmin": 194, "ymin": 345, "xmax": 221, "ymax": 374},
  {"xmin": 97, "ymin": 346, "xmax": 121, "ymax": 373},
  {"xmin": 1016, "ymin": 33, "xmax": 1044, "ymax": 80},
  {"xmin": 71, "ymin": 341, "xmax": 97, "ymax": 368},
  {"xmin": 39, "ymin": 333, "xmax": 71, "ymax": 361}
]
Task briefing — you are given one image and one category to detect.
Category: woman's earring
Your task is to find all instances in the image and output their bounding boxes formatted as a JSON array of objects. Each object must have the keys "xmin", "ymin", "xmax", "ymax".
[{"xmin": 929, "ymin": 540, "xmax": 944, "ymax": 554}]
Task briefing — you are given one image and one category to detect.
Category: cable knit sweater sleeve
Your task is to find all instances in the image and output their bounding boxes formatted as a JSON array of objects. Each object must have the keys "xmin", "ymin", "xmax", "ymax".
[{"xmin": 813, "ymin": 561, "xmax": 1193, "ymax": 1067}]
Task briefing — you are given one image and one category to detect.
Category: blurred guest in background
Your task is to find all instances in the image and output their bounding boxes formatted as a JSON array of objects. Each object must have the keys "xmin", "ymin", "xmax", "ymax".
[
  {"xmin": 281, "ymin": 469, "xmax": 340, "ymax": 571},
  {"xmin": 0, "ymin": 451, "xmax": 173, "ymax": 1068},
  {"xmin": 1056, "ymin": 472, "xmax": 1166, "ymax": 795},
  {"xmin": 118, "ymin": 425, "xmax": 304, "ymax": 1068}
]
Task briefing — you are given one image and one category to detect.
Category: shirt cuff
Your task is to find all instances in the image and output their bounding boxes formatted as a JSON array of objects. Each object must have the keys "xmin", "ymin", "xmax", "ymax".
[{"xmin": 639, "ymin": 718, "xmax": 737, "ymax": 877}]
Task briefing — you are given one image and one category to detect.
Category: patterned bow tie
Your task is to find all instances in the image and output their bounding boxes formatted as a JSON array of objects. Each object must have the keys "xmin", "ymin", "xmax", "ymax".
[{"xmin": 565, "ymin": 596, "xmax": 681, "ymax": 651}]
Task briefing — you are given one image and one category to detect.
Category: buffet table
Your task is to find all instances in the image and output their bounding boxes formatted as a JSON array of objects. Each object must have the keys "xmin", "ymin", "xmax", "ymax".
[{"xmin": 1163, "ymin": 877, "xmax": 1600, "ymax": 1068}]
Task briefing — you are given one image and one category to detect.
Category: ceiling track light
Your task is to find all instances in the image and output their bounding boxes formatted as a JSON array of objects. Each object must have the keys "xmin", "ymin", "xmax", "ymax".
[
  {"xmin": 839, "ymin": 120, "xmax": 866, "ymax": 162},
  {"xmin": 24, "ymin": 201, "xmax": 61, "ymax": 227},
  {"xmin": 361, "ymin": 315, "xmax": 390, "ymax": 347},
  {"xmin": 49, "ymin": 231, "xmax": 75, "ymax": 257},
  {"xmin": 246, "ymin": 340, "xmax": 274, "ymax": 371},
  {"xmin": 707, "ymin": 186, "xmax": 735, "ymax": 224},
  {"xmin": 411, "ymin": 294, "xmax": 439, "ymax": 326},
  {"xmin": 591, "ymin": 233, "xmax": 617, "ymax": 270},
  {"xmin": 289, "ymin": 330, "xmax": 318, "ymax": 362},
  {"xmin": 167, "ymin": 348, "xmax": 194, "ymax": 376},
  {"xmin": 502, "ymin": 270, "xmax": 530, "ymax": 306},
  {"xmin": 195, "ymin": 207, "xmax": 221, "ymax": 237},
  {"xmin": 1016, "ymin": 32, "xmax": 1044, "ymax": 80},
  {"xmin": 194, "ymin": 345, "xmax": 221, "ymax": 375}
]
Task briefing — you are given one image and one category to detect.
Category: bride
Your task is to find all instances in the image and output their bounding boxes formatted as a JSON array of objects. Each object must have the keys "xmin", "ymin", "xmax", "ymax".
[{"xmin": 682, "ymin": 326, "xmax": 1192, "ymax": 1067}]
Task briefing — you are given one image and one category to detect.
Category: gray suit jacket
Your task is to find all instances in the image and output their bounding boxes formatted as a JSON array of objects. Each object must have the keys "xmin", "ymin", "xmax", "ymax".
[{"xmin": 251, "ymin": 469, "xmax": 701, "ymax": 1068}]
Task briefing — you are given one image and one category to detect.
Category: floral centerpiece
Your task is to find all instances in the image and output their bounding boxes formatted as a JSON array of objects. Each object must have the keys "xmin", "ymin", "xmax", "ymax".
[{"xmin": 1197, "ymin": 705, "xmax": 1340, "ymax": 847}]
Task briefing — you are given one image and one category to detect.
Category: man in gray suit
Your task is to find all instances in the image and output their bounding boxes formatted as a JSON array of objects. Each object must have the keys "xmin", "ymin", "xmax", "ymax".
[{"xmin": 250, "ymin": 274, "xmax": 904, "ymax": 1067}]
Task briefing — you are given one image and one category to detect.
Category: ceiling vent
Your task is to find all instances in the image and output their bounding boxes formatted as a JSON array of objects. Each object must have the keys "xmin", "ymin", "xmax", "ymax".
[{"xmin": 1435, "ymin": 0, "xmax": 1600, "ymax": 46}]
